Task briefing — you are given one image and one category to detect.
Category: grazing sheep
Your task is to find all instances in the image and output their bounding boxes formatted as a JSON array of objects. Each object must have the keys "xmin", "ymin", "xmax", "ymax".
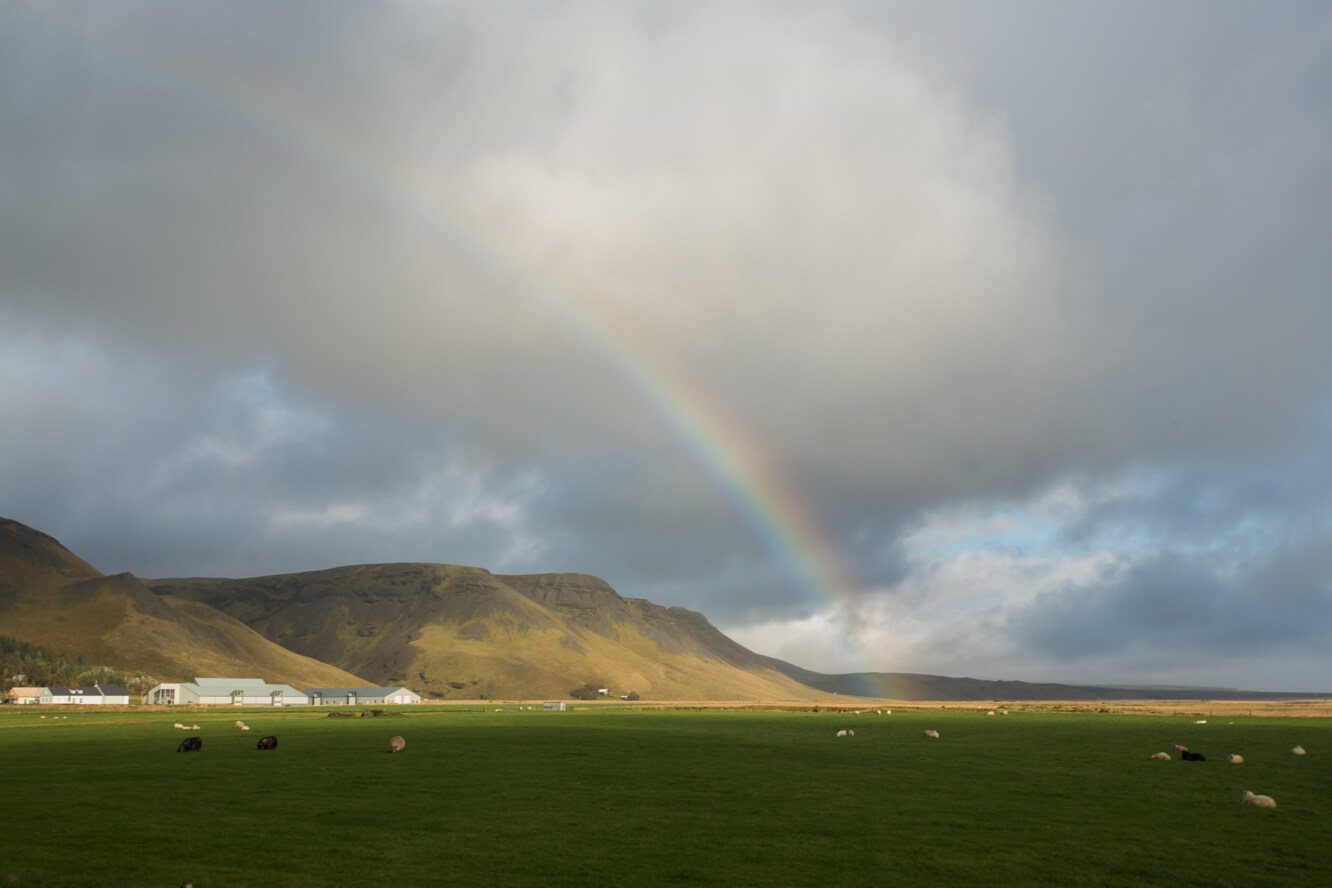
[
  {"xmin": 1291, "ymin": 745, "xmax": 1306, "ymax": 755},
  {"xmin": 173, "ymin": 723, "xmax": 185, "ymax": 730},
  {"xmin": 1151, "ymin": 752, "xmax": 1171, "ymax": 760},
  {"xmin": 1194, "ymin": 719, "xmax": 1207, "ymax": 724},
  {"xmin": 848, "ymin": 729, "xmax": 854, "ymax": 737},
  {"xmin": 389, "ymin": 735, "xmax": 406, "ymax": 753},
  {"xmin": 241, "ymin": 725, "xmax": 251, "ymax": 731},
  {"xmin": 836, "ymin": 730, "xmax": 847, "ymax": 737},
  {"xmin": 1241, "ymin": 791, "xmax": 1276, "ymax": 808},
  {"xmin": 1227, "ymin": 754, "xmax": 1244, "ymax": 764},
  {"xmin": 235, "ymin": 721, "xmax": 245, "ymax": 729},
  {"xmin": 256, "ymin": 735, "xmax": 278, "ymax": 750},
  {"xmin": 176, "ymin": 736, "xmax": 202, "ymax": 753},
  {"xmin": 1173, "ymin": 744, "xmax": 1188, "ymax": 752},
  {"xmin": 1181, "ymin": 750, "xmax": 1207, "ymax": 761},
  {"xmin": 191, "ymin": 725, "xmax": 200, "ymax": 731},
  {"xmin": 924, "ymin": 729, "xmax": 940, "ymax": 739}
]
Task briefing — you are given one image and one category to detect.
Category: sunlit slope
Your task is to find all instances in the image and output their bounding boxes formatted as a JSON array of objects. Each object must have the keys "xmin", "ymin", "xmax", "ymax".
[
  {"xmin": 0, "ymin": 517, "xmax": 369, "ymax": 687},
  {"xmin": 151, "ymin": 564, "xmax": 820, "ymax": 700}
]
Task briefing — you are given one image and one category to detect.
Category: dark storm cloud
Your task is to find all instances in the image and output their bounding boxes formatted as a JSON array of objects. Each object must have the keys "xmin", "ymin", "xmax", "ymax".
[{"xmin": 3, "ymin": 0, "xmax": 1331, "ymax": 689}]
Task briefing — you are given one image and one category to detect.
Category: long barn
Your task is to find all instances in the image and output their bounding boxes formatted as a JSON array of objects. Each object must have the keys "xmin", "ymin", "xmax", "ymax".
[
  {"xmin": 143, "ymin": 677, "xmax": 308, "ymax": 706},
  {"xmin": 305, "ymin": 686, "xmax": 421, "ymax": 705}
]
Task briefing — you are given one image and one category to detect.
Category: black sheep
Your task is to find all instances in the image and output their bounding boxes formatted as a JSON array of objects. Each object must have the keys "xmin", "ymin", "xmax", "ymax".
[
  {"xmin": 256, "ymin": 735, "xmax": 278, "ymax": 750},
  {"xmin": 1181, "ymin": 750, "xmax": 1206, "ymax": 761},
  {"xmin": 176, "ymin": 736, "xmax": 202, "ymax": 752}
]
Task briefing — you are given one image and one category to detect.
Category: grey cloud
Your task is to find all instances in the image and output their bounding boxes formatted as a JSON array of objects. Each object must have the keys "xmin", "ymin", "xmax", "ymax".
[{"xmin": 3, "ymin": 0, "xmax": 1331, "ymax": 688}]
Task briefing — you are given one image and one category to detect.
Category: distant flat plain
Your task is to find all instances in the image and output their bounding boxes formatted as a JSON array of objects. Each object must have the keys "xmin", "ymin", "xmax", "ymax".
[{"xmin": 2, "ymin": 701, "xmax": 1328, "ymax": 887}]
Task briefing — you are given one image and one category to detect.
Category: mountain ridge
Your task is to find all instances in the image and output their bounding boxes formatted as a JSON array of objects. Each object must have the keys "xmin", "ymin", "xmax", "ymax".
[{"xmin": 4, "ymin": 517, "xmax": 1326, "ymax": 700}]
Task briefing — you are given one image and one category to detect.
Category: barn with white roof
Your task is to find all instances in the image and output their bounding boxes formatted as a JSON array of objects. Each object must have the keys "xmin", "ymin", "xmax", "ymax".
[{"xmin": 143, "ymin": 677, "xmax": 308, "ymax": 706}]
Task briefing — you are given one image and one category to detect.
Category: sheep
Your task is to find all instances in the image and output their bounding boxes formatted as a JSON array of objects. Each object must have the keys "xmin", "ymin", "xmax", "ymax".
[
  {"xmin": 1241, "ymin": 791, "xmax": 1276, "ymax": 808},
  {"xmin": 256, "ymin": 735, "xmax": 278, "ymax": 750},
  {"xmin": 1181, "ymin": 750, "xmax": 1206, "ymax": 762},
  {"xmin": 987, "ymin": 710, "xmax": 995, "ymax": 716},
  {"xmin": 173, "ymin": 723, "xmax": 185, "ymax": 730},
  {"xmin": 389, "ymin": 735, "xmax": 406, "ymax": 753},
  {"xmin": 836, "ymin": 730, "xmax": 847, "ymax": 738},
  {"xmin": 176, "ymin": 736, "xmax": 202, "ymax": 752},
  {"xmin": 848, "ymin": 729, "xmax": 854, "ymax": 737},
  {"xmin": 1173, "ymin": 744, "xmax": 1188, "ymax": 752},
  {"xmin": 235, "ymin": 720, "xmax": 245, "ymax": 729},
  {"xmin": 1226, "ymin": 753, "xmax": 1244, "ymax": 764},
  {"xmin": 1194, "ymin": 719, "xmax": 1207, "ymax": 725},
  {"xmin": 1151, "ymin": 752, "xmax": 1171, "ymax": 760},
  {"xmin": 191, "ymin": 725, "xmax": 200, "ymax": 731},
  {"xmin": 241, "ymin": 725, "xmax": 251, "ymax": 731},
  {"xmin": 1291, "ymin": 745, "xmax": 1306, "ymax": 755},
  {"xmin": 924, "ymin": 729, "xmax": 940, "ymax": 739}
]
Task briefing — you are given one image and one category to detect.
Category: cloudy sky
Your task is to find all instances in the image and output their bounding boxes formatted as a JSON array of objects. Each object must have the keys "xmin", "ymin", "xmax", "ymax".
[{"xmin": 4, "ymin": 1, "xmax": 1330, "ymax": 692}]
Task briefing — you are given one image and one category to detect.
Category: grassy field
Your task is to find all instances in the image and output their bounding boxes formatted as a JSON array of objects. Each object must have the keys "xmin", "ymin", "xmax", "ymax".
[{"xmin": 1, "ymin": 704, "xmax": 1328, "ymax": 887}]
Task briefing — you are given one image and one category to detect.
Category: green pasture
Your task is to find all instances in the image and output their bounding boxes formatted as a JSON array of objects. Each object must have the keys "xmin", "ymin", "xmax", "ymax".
[{"xmin": 0, "ymin": 706, "xmax": 1327, "ymax": 887}]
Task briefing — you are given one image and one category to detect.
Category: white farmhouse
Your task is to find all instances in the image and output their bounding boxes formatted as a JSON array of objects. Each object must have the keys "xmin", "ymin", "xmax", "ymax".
[
  {"xmin": 143, "ymin": 677, "xmax": 308, "ymax": 706},
  {"xmin": 38, "ymin": 683, "xmax": 130, "ymax": 705}
]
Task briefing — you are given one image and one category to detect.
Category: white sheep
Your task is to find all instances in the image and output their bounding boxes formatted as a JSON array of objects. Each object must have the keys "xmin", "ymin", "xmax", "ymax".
[
  {"xmin": 1291, "ymin": 745, "xmax": 1306, "ymax": 755},
  {"xmin": 389, "ymin": 735, "xmax": 406, "ymax": 753},
  {"xmin": 836, "ymin": 730, "xmax": 847, "ymax": 738},
  {"xmin": 191, "ymin": 725, "xmax": 200, "ymax": 731},
  {"xmin": 924, "ymin": 729, "xmax": 940, "ymax": 739},
  {"xmin": 1194, "ymin": 719, "xmax": 1207, "ymax": 724},
  {"xmin": 241, "ymin": 725, "xmax": 251, "ymax": 731},
  {"xmin": 173, "ymin": 723, "xmax": 185, "ymax": 730},
  {"xmin": 235, "ymin": 720, "xmax": 245, "ymax": 729},
  {"xmin": 1173, "ymin": 744, "xmax": 1188, "ymax": 752},
  {"xmin": 1241, "ymin": 791, "xmax": 1276, "ymax": 808},
  {"xmin": 1226, "ymin": 753, "xmax": 1244, "ymax": 764},
  {"xmin": 987, "ymin": 710, "xmax": 995, "ymax": 716},
  {"xmin": 1151, "ymin": 752, "xmax": 1171, "ymax": 760},
  {"xmin": 848, "ymin": 729, "xmax": 854, "ymax": 737}
]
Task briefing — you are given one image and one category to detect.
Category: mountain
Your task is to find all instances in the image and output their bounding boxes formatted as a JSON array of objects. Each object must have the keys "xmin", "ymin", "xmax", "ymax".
[
  {"xmin": 6, "ymin": 516, "xmax": 1322, "ymax": 701},
  {"xmin": 762, "ymin": 660, "xmax": 1331, "ymax": 702},
  {"xmin": 0, "ymin": 517, "xmax": 369, "ymax": 688},
  {"xmin": 147, "ymin": 565, "xmax": 820, "ymax": 700}
]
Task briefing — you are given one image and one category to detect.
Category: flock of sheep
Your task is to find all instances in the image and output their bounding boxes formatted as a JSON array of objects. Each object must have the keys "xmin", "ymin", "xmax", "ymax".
[
  {"xmin": 1146, "ymin": 740, "xmax": 1309, "ymax": 809},
  {"xmin": 171, "ymin": 718, "xmax": 406, "ymax": 754},
  {"xmin": 830, "ymin": 711, "xmax": 1308, "ymax": 810}
]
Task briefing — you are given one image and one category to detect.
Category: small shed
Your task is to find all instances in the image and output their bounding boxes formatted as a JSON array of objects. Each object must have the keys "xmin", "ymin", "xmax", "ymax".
[{"xmin": 543, "ymin": 701, "xmax": 567, "ymax": 711}]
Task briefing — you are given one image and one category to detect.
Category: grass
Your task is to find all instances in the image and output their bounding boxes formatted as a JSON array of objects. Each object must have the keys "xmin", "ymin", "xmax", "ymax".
[{"xmin": 0, "ymin": 706, "xmax": 1328, "ymax": 887}]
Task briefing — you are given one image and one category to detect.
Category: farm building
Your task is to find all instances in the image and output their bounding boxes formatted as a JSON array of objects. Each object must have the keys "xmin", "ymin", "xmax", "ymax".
[
  {"xmin": 37, "ymin": 683, "xmax": 130, "ymax": 705},
  {"xmin": 305, "ymin": 686, "xmax": 421, "ymax": 705},
  {"xmin": 3, "ymin": 686, "xmax": 47, "ymax": 704},
  {"xmin": 143, "ymin": 677, "xmax": 309, "ymax": 706},
  {"xmin": 543, "ymin": 701, "xmax": 567, "ymax": 711}
]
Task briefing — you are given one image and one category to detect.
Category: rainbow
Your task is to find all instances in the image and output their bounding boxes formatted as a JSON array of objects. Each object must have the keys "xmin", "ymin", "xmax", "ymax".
[{"xmin": 29, "ymin": 10, "xmax": 867, "ymax": 633}]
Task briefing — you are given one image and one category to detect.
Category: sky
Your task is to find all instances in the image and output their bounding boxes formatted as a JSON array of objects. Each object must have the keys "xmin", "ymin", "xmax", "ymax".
[{"xmin": 3, "ymin": 0, "xmax": 1331, "ymax": 692}]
